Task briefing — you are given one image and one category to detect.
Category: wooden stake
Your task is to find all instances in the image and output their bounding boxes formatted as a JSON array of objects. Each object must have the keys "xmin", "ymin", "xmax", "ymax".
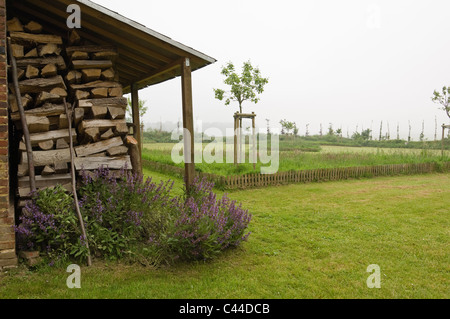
[
  {"xmin": 8, "ymin": 37, "xmax": 36, "ymax": 193},
  {"xmin": 63, "ymin": 98, "xmax": 92, "ymax": 267}
]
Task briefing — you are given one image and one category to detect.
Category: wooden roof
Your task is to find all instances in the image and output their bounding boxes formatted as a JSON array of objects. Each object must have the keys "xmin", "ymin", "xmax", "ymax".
[{"xmin": 8, "ymin": 0, "xmax": 216, "ymax": 93}]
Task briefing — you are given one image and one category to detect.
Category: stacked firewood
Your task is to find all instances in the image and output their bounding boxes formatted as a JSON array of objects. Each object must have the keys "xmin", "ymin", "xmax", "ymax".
[
  {"xmin": 8, "ymin": 18, "xmax": 73, "ymax": 199},
  {"xmin": 65, "ymin": 41, "xmax": 131, "ymax": 174},
  {"xmin": 7, "ymin": 18, "xmax": 132, "ymax": 201}
]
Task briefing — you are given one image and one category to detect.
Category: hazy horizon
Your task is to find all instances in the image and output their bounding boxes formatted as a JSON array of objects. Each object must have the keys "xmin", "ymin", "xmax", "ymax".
[{"xmin": 93, "ymin": 0, "xmax": 450, "ymax": 140}]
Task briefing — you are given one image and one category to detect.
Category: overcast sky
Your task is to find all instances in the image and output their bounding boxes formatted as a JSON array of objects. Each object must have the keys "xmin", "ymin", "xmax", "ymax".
[{"xmin": 92, "ymin": 0, "xmax": 450, "ymax": 140}]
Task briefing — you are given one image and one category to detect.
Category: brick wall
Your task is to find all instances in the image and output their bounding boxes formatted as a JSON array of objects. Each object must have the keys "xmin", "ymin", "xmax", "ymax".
[{"xmin": 0, "ymin": 0, "xmax": 17, "ymax": 270}]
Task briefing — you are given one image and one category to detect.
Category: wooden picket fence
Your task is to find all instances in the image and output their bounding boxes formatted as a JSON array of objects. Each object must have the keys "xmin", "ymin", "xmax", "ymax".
[{"xmin": 142, "ymin": 160, "xmax": 450, "ymax": 190}]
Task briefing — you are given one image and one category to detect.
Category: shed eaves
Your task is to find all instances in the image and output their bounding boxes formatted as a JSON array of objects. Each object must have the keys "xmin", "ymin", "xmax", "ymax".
[{"xmin": 8, "ymin": 0, "xmax": 216, "ymax": 93}]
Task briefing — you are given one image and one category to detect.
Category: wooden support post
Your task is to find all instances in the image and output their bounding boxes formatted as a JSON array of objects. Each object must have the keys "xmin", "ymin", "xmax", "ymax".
[
  {"xmin": 131, "ymin": 83, "xmax": 142, "ymax": 167},
  {"xmin": 443, "ymin": 124, "xmax": 446, "ymax": 157},
  {"xmin": 234, "ymin": 113, "xmax": 239, "ymax": 166},
  {"xmin": 252, "ymin": 113, "xmax": 256, "ymax": 170},
  {"xmin": 181, "ymin": 58, "xmax": 195, "ymax": 191}
]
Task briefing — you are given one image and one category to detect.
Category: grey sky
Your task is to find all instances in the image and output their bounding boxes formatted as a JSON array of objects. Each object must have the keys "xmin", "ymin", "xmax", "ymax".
[{"xmin": 92, "ymin": 0, "xmax": 450, "ymax": 140}]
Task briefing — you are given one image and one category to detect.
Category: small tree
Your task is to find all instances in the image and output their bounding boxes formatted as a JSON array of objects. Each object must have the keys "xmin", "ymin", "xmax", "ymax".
[
  {"xmin": 280, "ymin": 119, "xmax": 296, "ymax": 136},
  {"xmin": 126, "ymin": 98, "xmax": 148, "ymax": 122},
  {"xmin": 432, "ymin": 87, "xmax": 450, "ymax": 119},
  {"xmin": 214, "ymin": 60, "xmax": 269, "ymax": 114}
]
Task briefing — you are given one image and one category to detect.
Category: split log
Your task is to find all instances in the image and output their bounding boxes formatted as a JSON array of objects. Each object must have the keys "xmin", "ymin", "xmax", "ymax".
[
  {"xmin": 56, "ymin": 138, "xmax": 69, "ymax": 150},
  {"xmin": 11, "ymin": 44, "xmax": 24, "ymax": 58},
  {"xmin": 68, "ymin": 30, "xmax": 81, "ymax": 46},
  {"xmin": 59, "ymin": 114, "xmax": 69, "ymax": 129},
  {"xmin": 36, "ymin": 92, "xmax": 62, "ymax": 105},
  {"xmin": 41, "ymin": 64, "xmax": 58, "ymax": 78},
  {"xmin": 25, "ymin": 65, "xmax": 40, "ymax": 79},
  {"xmin": 38, "ymin": 140, "xmax": 55, "ymax": 151},
  {"xmin": 92, "ymin": 51, "xmax": 118, "ymax": 61},
  {"xmin": 28, "ymin": 129, "xmax": 77, "ymax": 146},
  {"xmin": 18, "ymin": 174, "xmax": 72, "ymax": 189},
  {"xmin": 10, "ymin": 103, "xmax": 65, "ymax": 121},
  {"xmin": 83, "ymin": 128, "xmax": 100, "ymax": 143},
  {"xmin": 24, "ymin": 48, "xmax": 38, "ymax": 58},
  {"xmin": 41, "ymin": 166, "xmax": 56, "ymax": 176},
  {"xmin": 22, "ymin": 149, "xmax": 72, "ymax": 167},
  {"xmin": 107, "ymin": 146, "xmax": 128, "ymax": 156},
  {"xmin": 75, "ymin": 90, "xmax": 91, "ymax": 101},
  {"xmin": 90, "ymin": 106, "xmax": 108, "ymax": 119},
  {"xmin": 101, "ymin": 68, "xmax": 115, "ymax": 81},
  {"xmin": 19, "ymin": 141, "xmax": 26, "ymax": 151},
  {"xmin": 74, "ymin": 108, "xmax": 85, "ymax": 126},
  {"xmin": 54, "ymin": 162, "xmax": 69, "ymax": 174},
  {"xmin": 16, "ymin": 56, "xmax": 66, "ymax": 70},
  {"xmin": 70, "ymin": 80, "xmax": 122, "ymax": 90},
  {"xmin": 108, "ymin": 87, "xmax": 123, "ymax": 97},
  {"xmin": 114, "ymin": 123, "xmax": 129, "ymax": 136},
  {"xmin": 79, "ymin": 119, "xmax": 127, "ymax": 133},
  {"xmin": 18, "ymin": 164, "xmax": 29, "ymax": 177},
  {"xmin": 66, "ymin": 70, "xmax": 83, "ymax": 84},
  {"xmin": 78, "ymin": 97, "xmax": 127, "ymax": 109},
  {"xmin": 71, "ymin": 51, "xmax": 90, "ymax": 60},
  {"xmin": 19, "ymin": 76, "xmax": 67, "ymax": 94},
  {"xmin": 39, "ymin": 43, "xmax": 61, "ymax": 56},
  {"xmin": 91, "ymin": 88, "xmax": 109, "ymax": 98},
  {"xmin": 50, "ymin": 87, "xmax": 68, "ymax": 98},
  {"xmin": 74, "ymin": 156, "xmax": 132, "ymax": 171},
  {"xmin": 101, "ymin": 129, "xmax": 115, "ymax": 140},
  {"xmin": 72, "ymin": 60, "xmax": 113, "ymax": 70},
  {"xmin": 7, "ymin": 18, "xmax": 24, "ymax": 32},
  {"xmin": 81, "ymin": 69, "xmax": 102, "ymax": 82},
  {"xmin": 27, "ymin": 116, "xmax": 50, "ymax": 134},
  {"xmin": 10, "ymin": 32, "xmax": 63, "ymax": 45},
  {"xmin": 24, "ymin": 21, "xmax": 43, "ymax": 34},
  {"xmin": 9, "ymin": 94, "xmax": 33, "ymax": 112},
  {"xmin": 126, "ymin": 136, "xmax": 141, "ymax": 176},
  {"xmin": 17, "ymin": 68, "xmax": 25, "ymax": 80},
  {"xmin": 66, "ymin": 45, "xmax": 117, "ymax": 56},
  {"xmin": 75, "ymin": 136, "xmax": 124, "ymax": 157},
  {"xmin": 108, "ymin": 107, "xmax": 125, "ymax": 120}
]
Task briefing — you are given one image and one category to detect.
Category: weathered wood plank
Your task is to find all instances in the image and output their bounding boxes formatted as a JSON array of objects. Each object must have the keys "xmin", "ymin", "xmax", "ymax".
[
  {"xmin": 28, "ymin": 129, "xmax": 76, "ymax": 146},
  {"xmin": 19, "ymin": 76, "xmax": 67, "ymax": 94},
  {"xmin": 11, "ymin": 32, "xmax": 63, "ymax": 45},
  {"xmin": 71, "ymin": 80, "xmax": 122, "ymax": 90},
  {"xmin": 15, "ymin": 56, "xmax": 66, "ymax": 70},
  {"xmin": 22, "ymin": 149, "xmax": 71, "ymax": 167},
  {"xmin": 74, "ymin": 156, "xmax": 132, "ymax": 171},
  {"xmin": 72, "ymin": 60, "xmax": 113, "ymax": 70},
  {"xmin": 78, "ymin": 97, "xmax": 127, "ymax": 109},
  {"xmin": 75, "ymin": 136, "xmax": 123, "ymax": 157}
]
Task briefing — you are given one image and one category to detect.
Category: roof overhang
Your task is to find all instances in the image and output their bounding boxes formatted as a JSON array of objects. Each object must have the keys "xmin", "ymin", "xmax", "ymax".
[{"xmin": 7, "ymin": 0, "xmax": 216, "ymax": 93}]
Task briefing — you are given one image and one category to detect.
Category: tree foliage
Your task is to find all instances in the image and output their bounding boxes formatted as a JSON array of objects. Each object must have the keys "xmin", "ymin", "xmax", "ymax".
[
  {"xmin": 431, "ymin": 87, "xmax": 450, "ymax": 119},
  {"xmin": 126, "ymin": 98, "xmax": 148, "ymax": 121},
  {"xmin": 214, "ymin": 60, "xmax": 269, "ymax": 113}
]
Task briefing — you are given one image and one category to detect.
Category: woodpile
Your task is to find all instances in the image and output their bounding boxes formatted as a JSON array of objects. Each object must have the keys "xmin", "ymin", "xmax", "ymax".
[{"xmin": 7, "ymin": 18, "xmax": 132, "ymax": 202}]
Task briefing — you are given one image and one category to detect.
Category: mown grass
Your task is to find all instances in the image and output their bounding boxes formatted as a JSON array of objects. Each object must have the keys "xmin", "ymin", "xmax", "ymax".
[
  {"xmin": 1, "ymin": 171, "xmax": 448, "ymax": 299},
  {"xmin": 142, "ymin": 143, "xmax": 450, "ymax": 176}
]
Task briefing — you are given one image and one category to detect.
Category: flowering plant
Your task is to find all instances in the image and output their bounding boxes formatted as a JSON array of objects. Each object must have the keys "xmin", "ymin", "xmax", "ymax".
[{"xmin": 15, "ymin": 167, "xmax": 252, "ymax": 266}]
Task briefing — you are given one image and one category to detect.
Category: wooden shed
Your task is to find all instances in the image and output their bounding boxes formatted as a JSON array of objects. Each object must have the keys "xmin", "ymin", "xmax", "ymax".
[{"xmin": 0, "ymin": 0, "xmax": 215, "ymax": 269}]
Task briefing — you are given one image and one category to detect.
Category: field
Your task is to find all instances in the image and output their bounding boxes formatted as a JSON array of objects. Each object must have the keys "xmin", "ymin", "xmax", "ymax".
[
  {"xmin": 142, "ymin": 142, "xmax": 450, "ymax": 177},
  {"xmin": 1, "ymin": 171, "xmax": 448, "ymax": 298}
]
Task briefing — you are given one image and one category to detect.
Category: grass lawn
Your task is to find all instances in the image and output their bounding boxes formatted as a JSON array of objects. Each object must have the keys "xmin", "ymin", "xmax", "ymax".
[
  {"xmin": 0, "ymin": 170, "xmax": 448, "ymax": 299},
  {"xmin": 141, "ymin": 143, "xmax": 450, "ymax": 176}
]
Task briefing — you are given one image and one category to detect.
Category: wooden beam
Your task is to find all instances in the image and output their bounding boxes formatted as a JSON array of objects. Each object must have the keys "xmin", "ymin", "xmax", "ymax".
[
  {"xmin": 181, "ymin": 58, "xmax": 195, "ymax": 190},
  {"xmin": 131, "ymin": 83, "xmax": 142, "ymax": 159}
]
